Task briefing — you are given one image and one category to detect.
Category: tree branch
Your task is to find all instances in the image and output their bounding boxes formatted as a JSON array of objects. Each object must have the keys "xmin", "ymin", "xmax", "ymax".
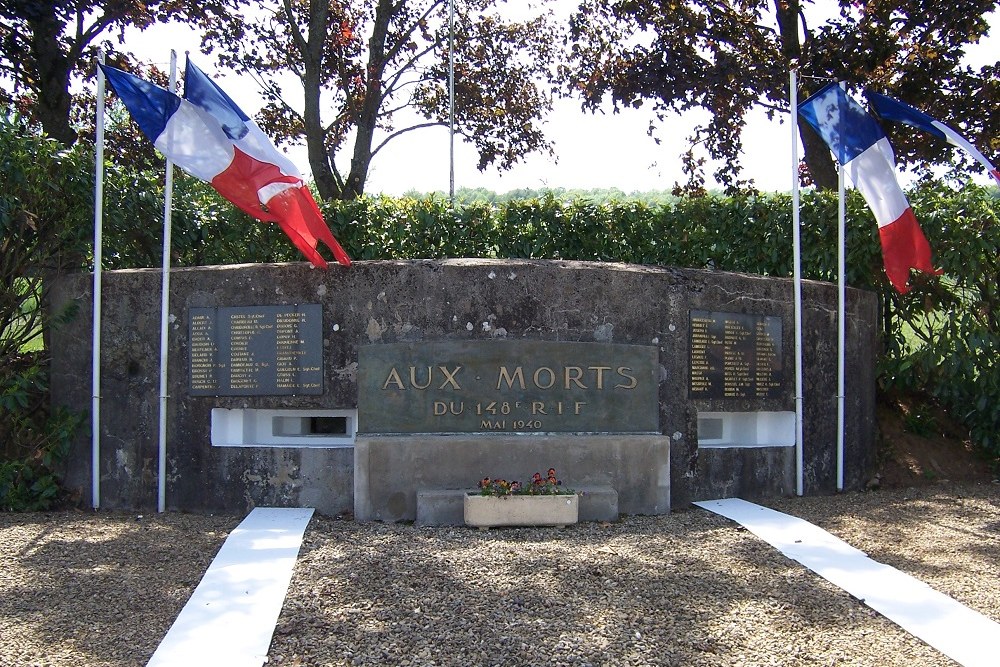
[
  {"xmin": 370, "ymin": 120, "xmax": 445, "ymax": 158},
  {"xmin": 281, "ymin": 0, "xmax": 309, "ymax": 55},
  {"xmin": 383, "ymin": 40, "xmax": 439, "ymax": 99},
  {"xmin": 383, "ymin": 0, "xmax": 444, "ymax": 65}
]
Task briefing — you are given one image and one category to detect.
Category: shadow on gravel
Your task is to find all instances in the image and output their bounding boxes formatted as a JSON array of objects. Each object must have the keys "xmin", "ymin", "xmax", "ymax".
[{"xmin": 0, "ymin": 512, "xmax": 239, "ymax": 667}]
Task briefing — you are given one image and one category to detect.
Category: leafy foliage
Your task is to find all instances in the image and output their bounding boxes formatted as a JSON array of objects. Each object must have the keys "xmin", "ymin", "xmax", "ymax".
[
  {"xmin": 0, "ymin": 113, "xmax": 92, "ymax": 355},
  {"xmin": 409, "ymin": 186, "xmax": 681, "ymax": 206},
  {"xmin": 0, "ymin": 383, "xmax": 84, "ymax": 512},
  {"xmin": 0, "ymin": 112, "xmax": 90, "ymax": 510},
  {"xmin": 877, "ymin": 183, "xmax": 1000, "ymax": 458},
  {"xmin": 188, "ymin": 0, "xmax": 562, "ymax": 200},
  {"xmin": 561, "ymin": 0, "xmax": 1000, "ymax": 191},
  {"xmin": 0, "ymin": 0, "xmax": 191, "ymax": 145},
  {"xmin": 320, "ymin": 188, "xmax": 846, "ymax": 275}
]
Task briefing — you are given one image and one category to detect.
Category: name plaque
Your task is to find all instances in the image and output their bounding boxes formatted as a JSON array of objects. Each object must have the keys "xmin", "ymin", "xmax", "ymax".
[
  {"xmin": 689, "ymin": 310, "xmax": 782, "ymax": 399},
  {"xmin": 358, "ymin": 340, "xmax": 659, "ymax": 434},
  {"xmin": 188, "ymin": 304, "xmax": 323, "ymax": 396}
]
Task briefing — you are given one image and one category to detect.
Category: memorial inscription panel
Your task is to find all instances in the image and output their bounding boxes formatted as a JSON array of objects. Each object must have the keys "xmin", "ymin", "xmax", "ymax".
[
  {"xmin": 688, "ymin": 310, "xmax": 782, "ymax": 399},
  {"xmin": 189, "ymin": 304, "xmax": 323, "ymax": 396},
  {"xmin": 358, "ymin": 340, "xmax": 659, "ymax": 434}
]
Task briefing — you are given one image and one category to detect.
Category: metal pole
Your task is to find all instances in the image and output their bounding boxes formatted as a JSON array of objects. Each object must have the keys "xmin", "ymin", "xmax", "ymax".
[
  {"xmin": 448, "ymin": 0, "xmax": 455, "ymax": 201},
  {"xmin": 836, "ymin": 86, "xmax": 847, "ymax": 492},
  {"xmin": 791, "ymin": 69, "xmax": 804, "ymax": 496},
  {"xmin": 91, "ymin": 49, "xmax": 106, "ymax": 509},
  {"xmin": 157, "ymin": 51, "xmax": 178, "ymax": 513}
]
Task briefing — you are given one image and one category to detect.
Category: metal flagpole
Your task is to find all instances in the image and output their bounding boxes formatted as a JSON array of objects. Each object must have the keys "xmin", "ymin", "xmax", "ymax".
[
  {"xmin": 92, "ymin": 49, "xmax": 106, "ymax": 509},
  {"xmin": 157, "ymin": 51, "xmax": 178, "ymax": 513},
  {"xmin": 836, "ymin": 82, "xmax": 847, "ymax": 492},
  {"xmin": 448, "ymin": 0, "xmax": 455, "ymax": 202},
  {"xmin": 790, "ymin": 69, "xmax": 804, "ymax": 496},
  {"xmin": 448, "ymin": 0, "xmax": 455, "ymax": 201}
]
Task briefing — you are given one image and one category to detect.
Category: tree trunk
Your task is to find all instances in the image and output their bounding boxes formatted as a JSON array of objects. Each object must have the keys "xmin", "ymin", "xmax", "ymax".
[
  {"xmin": 773, "ymin": 0, "xmax": 838, "ymax": 191},
  {"xmin": 29, "ymin": 11, "xmax": 77, "ymax": 145},
  {"xmin": 341, "ymin": 0, "xmax": 394, "ymax": 200},
  {"xmin": 800, "ymin": 119, "xmax": 839, "ymax": 190},
  {"xmin": 299, "ymin": 0, "xmax": 341, "ymax": 200}
]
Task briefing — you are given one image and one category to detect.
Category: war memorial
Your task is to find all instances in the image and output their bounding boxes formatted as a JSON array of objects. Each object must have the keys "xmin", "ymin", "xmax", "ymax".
[{"xmin": 49, "ymin": 258, "xmax": 877, "ymax": 521}]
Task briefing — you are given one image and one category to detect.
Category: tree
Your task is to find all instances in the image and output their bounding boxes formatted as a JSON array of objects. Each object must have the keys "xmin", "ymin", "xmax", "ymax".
[
  {"xmin": 0, "ymin": 1, "xmax": 188, "ymax": 144},
  {"xmin": 186, "ymin": 0, "xmax": 563, "ymax": 200},
  {"xmin": 564, "ymin": 0, "xmax": 1000, "ymax": 191},
  {"xmin": 0, "ymin": 1, "xmax": 234, "ymax": 148}
]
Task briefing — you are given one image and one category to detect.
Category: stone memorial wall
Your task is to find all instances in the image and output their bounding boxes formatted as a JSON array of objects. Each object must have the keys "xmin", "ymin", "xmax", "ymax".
[{"xmin": 49, "ymin": 259, "xmax": 878, "ymax": 518}]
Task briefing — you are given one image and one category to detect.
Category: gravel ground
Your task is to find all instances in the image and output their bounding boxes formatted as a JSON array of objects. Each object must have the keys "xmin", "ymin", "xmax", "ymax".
[{"xmin": 2, "ymin": 482, "xmax": 998, "ymax": 667}]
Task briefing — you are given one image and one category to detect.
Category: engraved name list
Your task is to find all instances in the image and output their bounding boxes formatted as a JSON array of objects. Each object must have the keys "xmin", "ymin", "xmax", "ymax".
[{"xmin": 188, "ymin": 304, "xmax": 323, "ymax": 396}]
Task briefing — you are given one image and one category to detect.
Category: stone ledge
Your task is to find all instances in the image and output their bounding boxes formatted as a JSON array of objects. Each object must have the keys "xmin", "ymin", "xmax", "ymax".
[{"xmin": 416, "ymin": 486, "xmax": 619, "ymax": 526}]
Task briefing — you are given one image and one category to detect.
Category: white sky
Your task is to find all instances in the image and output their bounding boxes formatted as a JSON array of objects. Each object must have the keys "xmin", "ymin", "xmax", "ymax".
[{"xmin": 122, "ymin": 3, "xmax": 998, "ymax": 195}]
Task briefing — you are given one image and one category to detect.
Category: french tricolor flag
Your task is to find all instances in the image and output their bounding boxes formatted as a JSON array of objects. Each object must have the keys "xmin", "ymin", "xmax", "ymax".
[
  {"xmin": 100, "ymin": 58, "xmax": 351, "ymax": 268},
  {"xmin": 864, "ymin": 91, "xmax": 1000, "ymax": 186},
  {"xmin": 799, "ymin": 83, "xmax": 940, "ymax": 294}
]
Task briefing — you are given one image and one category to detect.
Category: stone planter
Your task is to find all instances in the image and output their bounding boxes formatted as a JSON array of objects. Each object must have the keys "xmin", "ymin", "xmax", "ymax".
[{"xmin": 464, "ymin": 493, "xmax": 579, "ymax": 528}]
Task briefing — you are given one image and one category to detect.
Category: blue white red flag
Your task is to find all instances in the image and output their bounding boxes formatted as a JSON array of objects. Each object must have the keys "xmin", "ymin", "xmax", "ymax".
[
  {"xmin": 99, "ymin": 59, "xmax": 351, "ymax": 268},
  {"xmin": 864, "ymin": 91, "xmax": 1000, "ymax": 186},
  {"xmin": 798, "ymin": 83, "xmax": 940, "ymax": 293}
]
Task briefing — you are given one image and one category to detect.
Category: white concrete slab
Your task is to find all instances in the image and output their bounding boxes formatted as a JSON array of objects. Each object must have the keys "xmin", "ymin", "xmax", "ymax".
[
  {"xmin": 695, "ymin": 497, "xmax": 999, "ymax": 667},
  {"xmin": 147, "ymin": 507, "xmax": 314, "ymax": 667}
]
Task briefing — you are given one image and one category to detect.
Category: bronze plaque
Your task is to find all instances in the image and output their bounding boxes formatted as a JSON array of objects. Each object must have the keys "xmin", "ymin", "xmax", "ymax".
[
  {"xmin": 358, "ymin": 340, "xmax": 659, "ymax": 434},
  {"xmin": 188, "ymin": 304, "xmax": 323, "ymax": 396},
  {"xmin": 688, "ymin": 310, "xmax": 782, "ymax": 399}
]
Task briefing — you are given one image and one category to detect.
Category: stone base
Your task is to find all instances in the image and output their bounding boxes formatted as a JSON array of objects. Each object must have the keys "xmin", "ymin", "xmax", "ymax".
[
  {"xmin": 464, "ymin": 493, "xmax": 579, "ymax": 528},
  {"xmin": 355, "ymin": 433, "xmax": 670, "ymax": 523}
]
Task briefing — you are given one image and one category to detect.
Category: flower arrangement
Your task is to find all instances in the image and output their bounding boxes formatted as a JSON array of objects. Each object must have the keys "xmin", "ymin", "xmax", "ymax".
[{"xmin": 477, "ymin": 467, "xmax": 573, "ymax": 497}]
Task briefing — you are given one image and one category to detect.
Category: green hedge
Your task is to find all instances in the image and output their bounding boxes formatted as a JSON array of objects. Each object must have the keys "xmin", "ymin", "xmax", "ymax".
[{"xmin": 321, "ymin": 190, "xmax": 897, "ymax": 287}]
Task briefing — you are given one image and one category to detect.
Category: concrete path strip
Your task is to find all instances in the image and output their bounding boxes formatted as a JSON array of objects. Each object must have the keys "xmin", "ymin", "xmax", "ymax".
[
  {"xmin": 694, "ymin": 497, "xmax": 998, "ymax": 667},
  {"xmin": 147, "ymin": 507, "xmax": 314, "ymax": 667}
]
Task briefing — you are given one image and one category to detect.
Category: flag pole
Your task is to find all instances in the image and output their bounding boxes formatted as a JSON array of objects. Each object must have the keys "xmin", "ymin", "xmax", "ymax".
[
  {"xmin": 92, "ymin": 49, "xmax": 106, "ymax": 509},
  {"xmin": 157, "ymin": 51, "xmax": 178, "ymax": 513},
  {"xmin": 836, "ymin": 83, "xmax": 847, "ymax": 492},
  {"xmin": 790, "ymin": 69, "xmax": 804, "ymax": 496},
  {"xmin": 448, "ymin": 0, "xmax": 455, "ymax": 202}
]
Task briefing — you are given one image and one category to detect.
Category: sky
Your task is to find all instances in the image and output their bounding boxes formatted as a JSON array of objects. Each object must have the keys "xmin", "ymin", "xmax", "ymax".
[{"xmin": 122, "ymin": 3, "xmax": 998, "ymax": 196}]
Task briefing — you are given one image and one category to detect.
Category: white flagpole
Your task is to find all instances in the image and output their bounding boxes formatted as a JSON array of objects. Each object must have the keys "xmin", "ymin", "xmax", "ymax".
[
  {"xmin": 92, "ymin": 49, "xmax": 106, "ymax": 509},
  {"xmin": 790, "ymin": 69, "xmax": 804, "ymax": 496},
  {"xmin": 448, "ymin": 0, "xmax": 455, "ymax": 202},
  {"xmin": 157, "ymin": 51, "xmax": 178, "ymax": 513},
  {"xmin": 836, "ymin": 83, "xmax": 847, "ymax": 492}
]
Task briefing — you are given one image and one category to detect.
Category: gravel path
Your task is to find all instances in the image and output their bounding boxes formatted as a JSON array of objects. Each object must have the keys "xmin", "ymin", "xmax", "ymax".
[{"xmin": 2, "ymin": 482, "xmax": 998, "ymax": 667}]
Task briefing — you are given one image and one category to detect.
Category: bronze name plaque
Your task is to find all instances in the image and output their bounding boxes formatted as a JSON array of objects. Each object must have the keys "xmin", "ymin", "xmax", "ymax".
[
  {"xmin": 689, "ymin": 310, "xmax": 782, "ymax": 399},
  {"xmin": 188, "ymin": 304, "xmax": 323, "ymax": 396},
  {"xmin": 358, "ymin": 340, "xmax": 659, "ymax": 434}
]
